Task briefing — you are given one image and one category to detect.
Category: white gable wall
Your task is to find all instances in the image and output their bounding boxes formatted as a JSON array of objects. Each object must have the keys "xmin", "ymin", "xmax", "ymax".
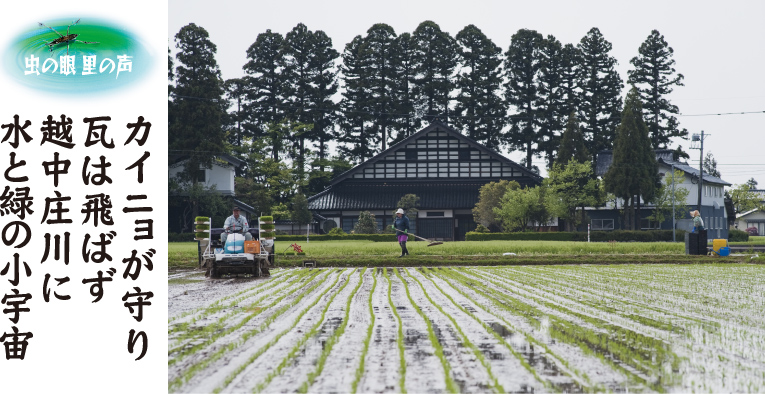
[{"xmin": 168, "ymin": 160, "xmax": 235, "ymax": 195}]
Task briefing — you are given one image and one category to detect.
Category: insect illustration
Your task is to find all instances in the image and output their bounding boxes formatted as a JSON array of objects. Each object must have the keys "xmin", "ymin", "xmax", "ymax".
[{"xmin": 38, "ymin": 18, "xmax": 99, "ymax": 55}]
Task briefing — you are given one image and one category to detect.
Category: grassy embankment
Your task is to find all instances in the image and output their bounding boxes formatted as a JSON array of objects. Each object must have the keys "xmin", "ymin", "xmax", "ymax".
[{"xmin": 170, "ymin": 240, "xmax": 764, "ymax": 269}]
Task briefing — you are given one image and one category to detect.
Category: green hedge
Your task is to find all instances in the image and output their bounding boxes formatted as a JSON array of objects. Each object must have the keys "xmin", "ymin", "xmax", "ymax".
[
  {"xmin": 728, "ymin": 229, "xmax": 750, "ymax": 242},
  {"xmin": 169, "ymin": 233, "xmax": 195, "ymax": 242},
  {"xmin": 276, "ymin": 234, "xmax": 414, "ymax": 242},
  {"xmin": 466, "ymin": 230, "xmax": 687, "ymax": 242}
]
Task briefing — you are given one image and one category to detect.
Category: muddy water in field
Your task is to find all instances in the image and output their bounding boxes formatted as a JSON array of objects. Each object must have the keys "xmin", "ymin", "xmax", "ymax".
[{"xmin": 169, "ymin": 265, "xmax": 765, "ymax": 393}]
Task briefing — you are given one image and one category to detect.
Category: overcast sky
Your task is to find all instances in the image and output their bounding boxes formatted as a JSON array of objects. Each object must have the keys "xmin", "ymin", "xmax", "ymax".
[{"xmin": 169, "ymin": 0, "xmax": 765, "ymax": 186}]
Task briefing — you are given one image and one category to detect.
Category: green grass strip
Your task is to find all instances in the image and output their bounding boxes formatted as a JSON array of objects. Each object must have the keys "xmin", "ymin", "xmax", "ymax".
[
  {"xmin": 169, "ymin": 269, "xmax": 310, "ymax": 351},
  {"xmin": 432, "ymin": 268, "xmax": 595, "ymax": 391},
  {"xmin": 168, "ymin": 268, "xmax": 332, "ymax": 391},
  {"xmin": 384, "ymin": 267, "xmax": 407, "ymax": 394},
  {"xmin": 404, "ymin": 268, "xmax": 505, "ymax": 394},
  {"xmin": 298, "ymin": 268, "xmax": 368, "ymax": 393},
  {"xmin": 251, "ymin": 268, "xmax": 356, "ymax": 393},
  {"xmin": 393, "ymin": 268, "xmax": 459, "ymax": 394},
  {"xmin": 168, "ymin": 269, "xmax": 322, "ymax": 365},
  {"xmin": 168, "ymin": 268, "xmax": 292, "ymax": 325},
  {"xmin": 351, "ymin": 268, "xmax": 377, "ymax": 394}
]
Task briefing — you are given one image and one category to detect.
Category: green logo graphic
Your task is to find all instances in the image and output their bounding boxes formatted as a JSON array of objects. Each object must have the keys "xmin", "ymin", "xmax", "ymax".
[{"xmin": 4, "ymin": 17, "xmax": 152, "ymax": 94}]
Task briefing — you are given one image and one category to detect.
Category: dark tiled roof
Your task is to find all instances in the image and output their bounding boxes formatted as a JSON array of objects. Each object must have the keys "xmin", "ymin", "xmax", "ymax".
[
  {"xmin": 308, "ymin": 183, "xmax": 485, "ymax": 211},
  {"xmin": 330, "ymin": 120, "xmax": 542, "ymax": 186},
  {"xmin": 595, "ymin": 149, "xmax": 730, "ymax": 186}
]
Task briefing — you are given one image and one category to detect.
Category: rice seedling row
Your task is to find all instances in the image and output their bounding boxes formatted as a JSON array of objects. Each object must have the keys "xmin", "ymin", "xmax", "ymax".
[{"xmin": 169, "ymin": 264, "xmax": 764, "ymax": 393}]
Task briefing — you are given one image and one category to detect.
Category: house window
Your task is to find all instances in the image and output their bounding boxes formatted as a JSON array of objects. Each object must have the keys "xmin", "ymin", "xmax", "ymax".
[
  {"xmin": 640, "ymin": 219, "xmax": 660, "ymax": 229},
  {"xmin": 591, "ymin": 219, "xmax": 614, "ymax": 230},
  {"xmin": 426, "ymin": 212, "xmax": 445, "ymax": 217},
  {"xmin": 195, "ymin": 169, "xmax": 206, "ymax": 183}
]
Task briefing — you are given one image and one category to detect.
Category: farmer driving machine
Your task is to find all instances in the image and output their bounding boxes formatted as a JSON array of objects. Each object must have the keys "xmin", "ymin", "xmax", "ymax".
[{"xmin": 196, "ymin": 216, "xmax": 273, "ymax": 278}]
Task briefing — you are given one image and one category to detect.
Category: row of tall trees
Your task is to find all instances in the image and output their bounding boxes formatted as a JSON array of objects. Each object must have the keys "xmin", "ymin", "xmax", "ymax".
[
  {"xmin": 168, "ymin": 21, "xmax": 686, "ymax": 219},
  {"xmin": 171, "ymin": 22, "xmax": 686, "ymax": 173}
]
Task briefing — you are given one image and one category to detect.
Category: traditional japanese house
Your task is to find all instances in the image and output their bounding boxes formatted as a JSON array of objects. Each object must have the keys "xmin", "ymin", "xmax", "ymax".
[{"xmin": 307, "ymin": 121, "xmax": 542, "ymax": 241}]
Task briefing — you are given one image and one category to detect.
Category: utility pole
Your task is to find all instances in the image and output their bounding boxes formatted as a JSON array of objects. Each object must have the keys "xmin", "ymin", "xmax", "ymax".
[
  {"xmin": 690, "ymin": 130, "xmax": 709, "ymax": 213},
  {"xmin": 672, "ymin": 163, "xmax": 676, "ymax": 242}
]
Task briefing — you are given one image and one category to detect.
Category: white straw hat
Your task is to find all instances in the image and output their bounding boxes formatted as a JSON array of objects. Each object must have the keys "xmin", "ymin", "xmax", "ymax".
[{"xmin": 396, "ymin": 208, "xmax": 405, "ymax": 214}]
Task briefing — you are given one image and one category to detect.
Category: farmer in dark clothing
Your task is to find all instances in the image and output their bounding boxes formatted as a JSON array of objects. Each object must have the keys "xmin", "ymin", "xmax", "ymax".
[{"xmin": 393, "ymin": 208, "xmax": 410, "ymax": 257}]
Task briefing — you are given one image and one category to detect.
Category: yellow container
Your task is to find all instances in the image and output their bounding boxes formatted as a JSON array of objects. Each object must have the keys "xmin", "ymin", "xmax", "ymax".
[
  {"xmin": 244, "ymin": 240, "xmax": 261, "ymax": 254},
  {"xmin": 712, "ymin": 239, "xmax": 728, "ymax": 253}
]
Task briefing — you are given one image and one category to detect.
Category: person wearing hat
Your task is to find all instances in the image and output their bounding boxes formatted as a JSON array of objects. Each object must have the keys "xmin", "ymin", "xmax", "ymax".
[
  {"xmin": 392, "ymin": 208, "xmax": 410, "ymax": 257},
  {"xmin": 690, "ymin": 210, "xmax": 704, "ymax": 233},
  {"xmin": 221, "ymin": 206, "xmax": 252, "ymax": 244}
]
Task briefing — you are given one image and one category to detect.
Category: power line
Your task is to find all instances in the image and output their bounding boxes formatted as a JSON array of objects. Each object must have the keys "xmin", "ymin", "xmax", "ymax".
[{"xmin": 678, "ymin": 110, "xmax": 765, "ymax": 117}]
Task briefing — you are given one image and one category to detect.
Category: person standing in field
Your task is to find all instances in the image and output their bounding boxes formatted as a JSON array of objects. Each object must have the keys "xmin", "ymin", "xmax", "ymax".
[
  {"xmin": 691, "ymin": 210, "xmax": 704, "ymax": 233},
  {"xmin": 393, "ymin": 208, "xmax": 410, "ymax": 257}
]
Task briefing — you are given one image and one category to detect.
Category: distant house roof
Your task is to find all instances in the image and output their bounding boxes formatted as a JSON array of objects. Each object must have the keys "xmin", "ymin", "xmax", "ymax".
[
  {"xmin": 168, "ymin": 153, "xmax": 245, "ymax": 168},
  {"xmin": 595, "ymin": 149, "xmax": 731, "ymax": 186}
]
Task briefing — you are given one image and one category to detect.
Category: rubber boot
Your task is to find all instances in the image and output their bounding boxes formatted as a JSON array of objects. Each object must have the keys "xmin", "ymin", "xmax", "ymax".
[{"xmin": 402, "ymin": 242, "xmax": 409, "ymax": 256}]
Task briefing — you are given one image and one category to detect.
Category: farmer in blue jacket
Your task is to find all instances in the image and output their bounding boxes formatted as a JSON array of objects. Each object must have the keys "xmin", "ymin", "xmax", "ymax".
[{"xmin": 392, "ymin": 208, "xmax": 410, "ymax": 257}]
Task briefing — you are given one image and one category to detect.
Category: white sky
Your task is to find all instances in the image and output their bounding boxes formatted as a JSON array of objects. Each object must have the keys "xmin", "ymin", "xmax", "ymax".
[{"xmin": 169, "ymin": 0, "xmax": 765, "ymax": 187}]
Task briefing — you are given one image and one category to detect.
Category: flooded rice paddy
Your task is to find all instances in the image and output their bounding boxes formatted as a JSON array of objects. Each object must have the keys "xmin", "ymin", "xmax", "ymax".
[{"xmin": 168, "ymin": 264, "xmax": 765, "ymax": 393}]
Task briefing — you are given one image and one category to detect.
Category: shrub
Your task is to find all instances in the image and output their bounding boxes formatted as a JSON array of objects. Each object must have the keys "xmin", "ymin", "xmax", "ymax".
[
  {"xmin": 466, "ymin": 230, "xmax": 686, "ymax": 242},
  {"xmin": 474, "ymin": 224, "xmax": 490, "ymax": 233},
  {"xmin": 260, "ymin": 216, "xmax": 274, "ymax": 222},
  {"xmin": 260, "ymin": 223, "xmax": 275, "ymax": 230},
  {"xmin": 745, "ymin": 227, "xmax": 759, "ymax": 236},
  {"xmin": 260, "ymin": 232, "xmax": 275, "ymax": 238},
  {"xmin": 730, "ymin": 229, "xmax": 751, "ymax": 242},
  {"xmin": 277, "ymin": 234, "xmax": 413, "ymax": 242},
  {"xmin": 275, "ymin": 230, "xmax": 289, "ymax": 235},
  {"xmin": 327, "ymin": 227, "xmax": 346, "ymax": 236},
  {"xmin": 169, "ymin": 232, "xmax": 195, "ymax": 242},
  {"xmin": 194, "ymin": 216, "xmax": 210, "ymax": 223},
  {"xmin": 353, "ymin": 211, "xmax": 378, "ymax": 234}
]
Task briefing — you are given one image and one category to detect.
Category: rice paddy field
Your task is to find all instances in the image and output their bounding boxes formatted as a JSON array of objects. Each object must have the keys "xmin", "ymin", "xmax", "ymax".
[{"xmin": 168, "ymin": 264, "xmax": 765, "ymax": 393}]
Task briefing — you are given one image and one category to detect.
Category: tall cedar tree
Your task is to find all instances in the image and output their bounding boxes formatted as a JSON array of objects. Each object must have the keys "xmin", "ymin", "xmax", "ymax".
[
  {"xmin": 504, "ymin": 29, "xmax": 544, "ymax": 170},
  {"xmin": 361, "ymin": 23, "xmax": 401, "ymax": 152},
  {"xmin": 393, "ymin": 32, "xmax": 420, "ymax": 142},
  {"xmin": 223, "ymin": 77, "xmax": 248, "ymax": 148},
  {"xmin": 555, "ymin": 112, "xmax": 590, "ymax": 166},
  {"xmin": 339, "ymin": 35, "xmax": 375, "ymax": 163},
  {"xmin": 243, "ymin": 30, "xmax": 287, "ymax": 161},
  {"xmin": 411, "ymin": 21, "xmax": 458, "ymax": 123},
  {"xmin": 453, "ymin": 24, "xmax": 506, "ymax": 151},
  {"xmin": 604, "ymin": 87, "xmax": 658, "ymax": 230},
  {"xmin": 169, "ymin": 23, "xmax": 227, "ymax": 180},
  {"xmin": 536, "ymin": 35, "xmax": 567, "ymax": 166},
  {"xmin": 578, "ymin": 28, "xmax": 623, "ymax": 166},
  {"xmin": 283, "ymin": 24, "xmax": 340, "ymax": 174},
  {"xmin": 558, "ymin": 44, "xmax": 583, "ymax": 126},
  {"xmin": 703, "ymin": 151, "xmax": 721, "ymax": 178},
  {"xmin": 627, "ymin": 30, "xmax": 686, "ymax": 149}
]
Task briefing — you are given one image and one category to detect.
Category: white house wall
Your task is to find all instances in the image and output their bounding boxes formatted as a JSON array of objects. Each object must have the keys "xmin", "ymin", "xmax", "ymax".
[{"xmin": 168, "ymin": 161, "xmax": 235, "ymax": 195}]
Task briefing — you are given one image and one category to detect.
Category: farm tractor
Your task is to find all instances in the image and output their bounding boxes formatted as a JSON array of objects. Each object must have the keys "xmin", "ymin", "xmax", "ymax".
[{"xmin": 195, "ymin": 216, "xmax": 274, "ymax": 278}]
